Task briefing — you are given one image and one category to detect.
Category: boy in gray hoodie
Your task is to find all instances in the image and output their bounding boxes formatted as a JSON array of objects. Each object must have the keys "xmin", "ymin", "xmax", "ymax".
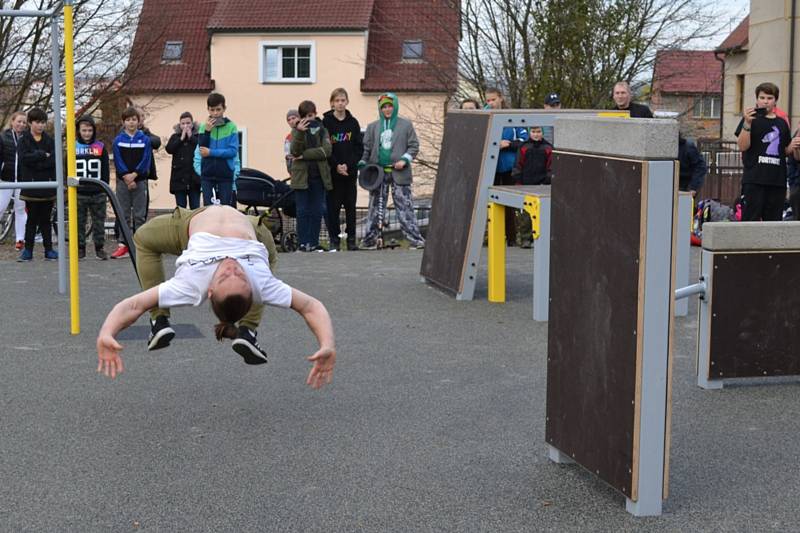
[{"xmin": 358, "ymin": 93, "xmax": 425, "ymax": 249}]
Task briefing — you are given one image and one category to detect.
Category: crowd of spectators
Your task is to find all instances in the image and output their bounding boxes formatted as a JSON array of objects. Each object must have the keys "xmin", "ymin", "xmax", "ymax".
[{"xmin": 3, "ymin": 78, "xmax": 799, "ymax": 263}]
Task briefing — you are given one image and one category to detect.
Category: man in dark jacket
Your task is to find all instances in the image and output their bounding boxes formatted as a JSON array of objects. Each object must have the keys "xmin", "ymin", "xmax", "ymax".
[
  {"xmin": 165, "ymin": 111, "xmax": 201, "ymax": 209},
  {"xmin": 75, "ymin": 115, "xmax": 110, "ymax": 259},
  {"xmin": 677, "ymin": 136, "xmax": 707, "ymax": 195},
  {"xmin": 612, "ymin": 81, "xmax": 654, "ymax": 118},
  {"xmin": 17, "ymin": 107, "xmax": 57, "ymax": 261},
  {"xmin": 322, "ymin": 88, "xmax": 362, "ymax": 251}
]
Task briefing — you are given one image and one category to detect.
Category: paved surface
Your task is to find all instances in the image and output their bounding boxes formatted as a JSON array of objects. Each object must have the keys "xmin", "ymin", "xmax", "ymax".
[{"xmin": 1, "ymin": 245, "xmax": 799, "ymax": 532}]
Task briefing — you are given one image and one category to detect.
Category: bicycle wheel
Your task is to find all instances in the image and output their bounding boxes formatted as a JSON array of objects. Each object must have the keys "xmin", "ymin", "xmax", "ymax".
[
  {"xmin": 0, "ymin": 205, "xmax": 13, "ymax": 243},
  {"xmin": 50, "ymin": 207, "xmax": 92, "ymax": 242}
]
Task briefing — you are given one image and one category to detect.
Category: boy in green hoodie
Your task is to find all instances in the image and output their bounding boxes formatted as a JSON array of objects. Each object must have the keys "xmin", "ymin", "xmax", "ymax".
[{"xmin": 358, "ymin": 93, "xmax": 425, "ymax": 249}]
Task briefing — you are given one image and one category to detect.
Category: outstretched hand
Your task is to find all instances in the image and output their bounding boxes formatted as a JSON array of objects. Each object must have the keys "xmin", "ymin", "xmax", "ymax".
[
  {"xmin": 306, "ymin": 347, "xmax": 336, "ymax": 389},
  {"xmin": 97, "ymin": 333, "xmax": 124, "ymax": 379}
]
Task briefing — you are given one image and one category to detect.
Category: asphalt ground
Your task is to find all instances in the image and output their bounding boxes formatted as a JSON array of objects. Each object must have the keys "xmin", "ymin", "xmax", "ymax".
[{"xmin": 1, "ymin": 243, "xmax": 799, "ymax": 532}]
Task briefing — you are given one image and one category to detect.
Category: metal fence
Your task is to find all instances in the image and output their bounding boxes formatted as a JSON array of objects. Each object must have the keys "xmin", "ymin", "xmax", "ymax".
[{"xmin": 697, "ymin": 140, "xmax": 743, "ymax": 206}]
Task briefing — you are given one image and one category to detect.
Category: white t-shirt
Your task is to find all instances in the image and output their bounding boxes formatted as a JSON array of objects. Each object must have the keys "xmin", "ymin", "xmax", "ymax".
[{"xmin": 158, "ymin": 232, "xmax": 292, "ymax": 309}]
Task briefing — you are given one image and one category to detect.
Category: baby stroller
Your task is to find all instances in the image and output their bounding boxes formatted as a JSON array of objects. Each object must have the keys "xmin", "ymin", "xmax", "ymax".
[{"xmin": 236, "ymin": 167, "xmax": 298, "ymax": 252}]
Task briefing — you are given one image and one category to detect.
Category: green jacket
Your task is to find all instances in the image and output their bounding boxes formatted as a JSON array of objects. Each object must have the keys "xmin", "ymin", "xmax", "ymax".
[{"xmin": 289, "ymin": 125, "xmax": 332, "ymax": 190}]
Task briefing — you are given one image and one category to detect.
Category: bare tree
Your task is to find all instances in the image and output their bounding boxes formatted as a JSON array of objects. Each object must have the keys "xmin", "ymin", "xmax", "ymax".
[
  {"xmin": 459, "ymin": 0, "xmax": 732, "ymax": 109},
  {"xmin": 0, "ymin": 0, "xmax": 146, "ymax": 126}
]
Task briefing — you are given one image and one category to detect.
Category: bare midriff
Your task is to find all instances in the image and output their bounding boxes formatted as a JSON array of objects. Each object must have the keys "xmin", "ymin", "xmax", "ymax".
[{"xmin": 188, "ymin": 205, "xmax": 256, "ymax": 240}]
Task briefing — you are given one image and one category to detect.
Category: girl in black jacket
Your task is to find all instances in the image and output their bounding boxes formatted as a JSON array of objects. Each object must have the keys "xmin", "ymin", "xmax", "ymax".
[
  {"xmin": 0, "ymin": 111, "xmax": 29, "ymax": 250},
  {"xmin": 17, "ymin": 108, "xmax": 56, "ymax": 261},
  {"xmin": 165, "ymin": 112, "xmax": 201, "ymax": 209}
]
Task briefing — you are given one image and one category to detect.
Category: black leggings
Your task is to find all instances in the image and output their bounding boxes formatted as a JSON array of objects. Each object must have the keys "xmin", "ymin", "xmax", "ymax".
[{"xmin": 25, "ymin": 200, "xmax": 53, "ymax": 251}]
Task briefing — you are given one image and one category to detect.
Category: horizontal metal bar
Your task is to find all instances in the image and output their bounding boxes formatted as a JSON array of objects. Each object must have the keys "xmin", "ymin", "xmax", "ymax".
[
  {"xmin": 0, "ymin": 9, "xmax": 57, "ymax": 18},
  {"xmin": 0, "ymin": 181, "xmax": 58, "ymax": 189},
  {"xmin": 675, "ymin": 281, "xmax": 706, "ymax": 300},
  {"xmin": 71, "ymin": 177, "xmax": 140, "ymax": 280}
]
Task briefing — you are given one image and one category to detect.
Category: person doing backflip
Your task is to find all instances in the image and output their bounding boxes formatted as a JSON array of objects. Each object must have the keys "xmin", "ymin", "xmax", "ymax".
[{"xmin": 95, "ymin": 205, "xmax": 336, "ymax": 389}]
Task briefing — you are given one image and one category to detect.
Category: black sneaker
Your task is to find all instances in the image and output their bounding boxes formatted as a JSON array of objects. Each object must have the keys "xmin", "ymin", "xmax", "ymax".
[
  {"xmin": 78, "ymin": 247, "xmax": 86, "ymax": 260},
  {"xmin": 232, "ymin": 326, "xmax": 268, "ymax": 365},
  {"xmin": 148, "ymin": 316, "xmax": 175, "ymax": 351}
]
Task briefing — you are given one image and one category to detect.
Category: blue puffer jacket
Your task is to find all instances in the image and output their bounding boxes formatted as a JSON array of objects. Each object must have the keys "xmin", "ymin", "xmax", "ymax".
[{"xmin": 496, "ymin": 126, "xmax": 528, "ymax": 174}]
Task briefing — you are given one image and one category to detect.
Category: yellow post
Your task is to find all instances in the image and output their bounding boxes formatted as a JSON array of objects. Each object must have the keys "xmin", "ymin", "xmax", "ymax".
[
  {"xmin": 64, "ymin": 1, "xmax": 80, "ymax": 334},
  {"xmin": 487, "ymin": 202, "xmax": 506, "ymax": 303},
  {"xmin": 521, "ymin": 195, "xmax": 541, "ymax": 240}
]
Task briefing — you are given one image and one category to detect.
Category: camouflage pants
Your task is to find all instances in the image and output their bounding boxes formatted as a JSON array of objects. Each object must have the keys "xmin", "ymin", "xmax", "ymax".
[
  {"xmin": 516, "ymin": 210, "xmax": 533, "ymax": 246},
  {"xmin": 361, "ymin": 177, "xmax": 424, "ymax": 246},
  {"xmin": 77, "ymin": 194, "xmax": 107, "ymax": 248}
]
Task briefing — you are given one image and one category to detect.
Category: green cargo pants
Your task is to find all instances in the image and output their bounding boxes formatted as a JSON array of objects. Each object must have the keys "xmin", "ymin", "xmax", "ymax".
[{"xmin": 133, "ymin": 207, "xmax": 278, "ymax": 330}]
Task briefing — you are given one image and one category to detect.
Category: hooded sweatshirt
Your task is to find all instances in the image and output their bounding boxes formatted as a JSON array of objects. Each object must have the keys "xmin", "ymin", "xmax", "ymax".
[
  {"xmin": 377, "ymin": 93, "xmax": 400, "ymax": 167},
  {"xmin": 75, "ymin": 115, "xmax": 110, "ymax": 195},
  {"xmin": 322, "ymin": 109, "xmax": 362, "ymax": 179}
]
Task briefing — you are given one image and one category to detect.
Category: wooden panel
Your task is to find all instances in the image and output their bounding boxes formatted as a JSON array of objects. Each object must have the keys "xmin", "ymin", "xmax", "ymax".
[
  {"xmin": 546, "ymin": 152, "xmax": 643, "ymax": 497},
  {"xmin": 420, "ymin": 113, "xmax": 491, "ymax": 294},
  {"xmin": 710, "ymin": 252, "xmax": 800, "ymax": 378}
]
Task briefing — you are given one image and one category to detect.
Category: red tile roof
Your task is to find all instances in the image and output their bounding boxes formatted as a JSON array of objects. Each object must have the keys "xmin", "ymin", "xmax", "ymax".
[
  {"xmin": 126, "ymin": 0, "xmax": 216, "ymax": 92},
  {"xmin": 652, "ymin": 50, "xmax": 722, "ymax": 94},
  {"xmin": 208, "ymin": 0, "xmax": 375, "ymax": 31},
  {"xmin": 127, "ymin": 0, "xmax": 459, "ymax": 94},
  {"xmin": 361, "ymin": 0, "xmax": 459, "ymax": 93},
  {"xmin": 717, "ymin": 15, "xmax": 748, "ymax": 52}
]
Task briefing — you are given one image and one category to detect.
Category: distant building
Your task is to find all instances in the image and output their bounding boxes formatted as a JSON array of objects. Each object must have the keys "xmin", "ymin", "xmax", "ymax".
[
  {"xmin": 718, "ymin": 4, "xmax": 800, "ymax": 139},
  {"xmin": 650, "ymin": 50, "xmax": 722, "ymax": 140},
  {"xmin": 124, "ymin": 0, "xmax": 460, "ymax": 208}
]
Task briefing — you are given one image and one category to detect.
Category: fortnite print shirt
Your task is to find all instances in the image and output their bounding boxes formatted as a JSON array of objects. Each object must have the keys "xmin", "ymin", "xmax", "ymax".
[{"xmin": 735, "ymin": 116, "xmax": 791, "ymax": 187}]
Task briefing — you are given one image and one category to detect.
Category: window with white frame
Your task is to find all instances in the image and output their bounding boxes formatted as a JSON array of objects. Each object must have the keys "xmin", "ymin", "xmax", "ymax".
[
  {"xmin": 260, "ymin": 41, "xmax": 315, "ymax": 83},
  {"xmin": 693, "ymin": 95, "xmax": 720, "ymax": 118}
]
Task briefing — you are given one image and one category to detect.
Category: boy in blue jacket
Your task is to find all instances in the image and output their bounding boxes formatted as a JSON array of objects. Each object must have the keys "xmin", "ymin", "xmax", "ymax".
[
  {"xmin": 194, "ymin": 92, "xmax": 240, "ymax": 206},
  {"xmin": 111, "ymin": 106, "xmax": 151, "ymax": 259}
]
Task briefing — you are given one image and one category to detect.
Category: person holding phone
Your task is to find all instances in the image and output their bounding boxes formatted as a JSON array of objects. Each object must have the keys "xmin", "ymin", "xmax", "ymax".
[{"xmin": 735, "ymin": 82, "xmax": 800, "ymax": 221}]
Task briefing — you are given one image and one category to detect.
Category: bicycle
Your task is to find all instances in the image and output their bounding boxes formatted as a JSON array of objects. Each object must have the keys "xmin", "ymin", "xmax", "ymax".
[{"xmin": 0, "ymin": 203, "xmax": 13, "ymax": 243}]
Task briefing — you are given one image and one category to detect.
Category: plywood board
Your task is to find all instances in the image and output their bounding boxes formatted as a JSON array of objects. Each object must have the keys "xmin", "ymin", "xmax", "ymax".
[
  {"xmin": 420, "ymin": 113, "xmax": 491, "ymax": 294},
  {"xmin": 709, "ymin": 251, "xmax": 800, "ymax": 378},
  {"xmin": 545, "ymin": 152, "xmax": 644, "ymax": 497}
]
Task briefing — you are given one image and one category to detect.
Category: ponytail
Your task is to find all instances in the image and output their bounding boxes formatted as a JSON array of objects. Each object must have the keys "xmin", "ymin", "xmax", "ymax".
[{"xmin": 210, "ymin": 292, "xmax": 253, "ymax": 341}]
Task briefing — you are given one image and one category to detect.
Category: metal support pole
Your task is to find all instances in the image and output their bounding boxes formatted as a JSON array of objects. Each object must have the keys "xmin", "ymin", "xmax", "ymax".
[
  {"xmin": 675, "ymin": 280, "xmax": 706, "ymax": 301},
  {"xmin": 487, "ymin": 202, "xmax": 506, "ymax": 302},
  {"xmin": 63, "ymin": 0, "xmax": 80, "ymax": 335},
  {"xmin": 50, "ymin": 15, "xmax": 66, "ymax": 295}
]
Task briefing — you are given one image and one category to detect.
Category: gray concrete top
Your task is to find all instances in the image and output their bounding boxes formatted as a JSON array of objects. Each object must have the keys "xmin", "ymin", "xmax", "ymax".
[
  {"xmin": 554, "ymin": 116, "xmax": 678, "ymax": 160},
  {"xmin": 489, "ymin": 185, "xmax": 551, "ymax": 197},
  {"xmin": 702, "ymin": 221, "xmax": 800, "ymax": 251}
]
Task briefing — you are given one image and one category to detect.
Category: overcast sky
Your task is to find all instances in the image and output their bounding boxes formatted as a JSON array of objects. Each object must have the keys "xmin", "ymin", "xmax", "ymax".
[{"xmin": 705, "ymin": 0, "xmax": 749, "ymax": 49}]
